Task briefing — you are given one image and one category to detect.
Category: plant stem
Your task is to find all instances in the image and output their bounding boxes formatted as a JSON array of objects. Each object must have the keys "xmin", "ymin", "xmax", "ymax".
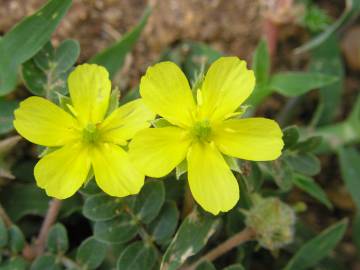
[
  {"xmin": 183, "ymin": 227, "xmax": 256, "ymax": 270},
  {"xmin": 35, "ymin": 199, "xmax": 62, "ymax": 256}
]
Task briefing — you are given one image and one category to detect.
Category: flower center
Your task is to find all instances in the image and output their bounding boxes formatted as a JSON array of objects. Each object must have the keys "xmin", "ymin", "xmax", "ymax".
[
  {"xmin": 82, "ymin": 123, "xmax": 100, "ymax": 144},
  {"xmin": 192, "ymin": 120, "xmax": 212, "ymax": 142}
]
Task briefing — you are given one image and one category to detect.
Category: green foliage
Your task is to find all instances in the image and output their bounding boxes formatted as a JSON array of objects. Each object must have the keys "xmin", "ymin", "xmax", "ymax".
[
  {"xmin": 292, "ymin": 174, "xmax": 332, "ymax": 209},
  {"xmin": 8, "ymin": 225, "xmax": 25, "ymax": 254},
  {"xmin": 0, "ymin": 0, "xmax": 72, "ymax": 95},
  {"xmin": 22, "ymin": 40, "xmax": 80, "ymax": 100},
  {"xmin": 338, "ymin": 147, "xmax": 360, "ymax": 208},
  {"xmin": 0, "ymin": 99, "xmax": 19, "ymax": 135},
  {"xmin": 161, "ymin": 209, "xmax": 219, "ymax": 270},
  {"xmin": 76, "ymin": 237, "xmax": 107, "ymax": 270},
  {"xmin": 116, "ymin": 241, "xmax": 157, "ymax": 270},
  {"xmin": 295, "ymin": 0, "xmax": 360, "ymax": 53},
  {"xmin": 269, "ymin": 72, "xmax": 338, "ymax": 97},
  {"xmin": 46, "ymin": 223, "xmax": 69, "ymax": 254},
  {"xmin": 284, "ymin": 219, "xmax": 348, "ymax": 270},
  {"xmin": 30, "ymin": 255, "xmax": 62, "ymax": 270}
]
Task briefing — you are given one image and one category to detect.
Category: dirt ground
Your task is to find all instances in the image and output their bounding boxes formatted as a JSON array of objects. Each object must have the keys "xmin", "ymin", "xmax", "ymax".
[{"xmin": 0, "ymin": 0, "xmax": 262, "ymax": 89}]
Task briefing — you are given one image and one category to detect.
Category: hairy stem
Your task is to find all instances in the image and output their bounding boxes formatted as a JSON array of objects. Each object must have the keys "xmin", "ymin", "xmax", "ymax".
[
  {"xmin": 35, "ymin": 199, "xmax": 62, "ymax": 256},
  {"xmin": 183, "ymin": 227, "xmax": 256, "ymax": 270}
]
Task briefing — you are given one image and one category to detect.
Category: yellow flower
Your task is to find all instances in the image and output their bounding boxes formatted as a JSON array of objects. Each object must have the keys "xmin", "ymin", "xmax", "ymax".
[
  {"xmin": 14, "ymin": 64, "xmax": 155, "ymax": 199},
  {"xmin": 129, "ymin": 57, "xmax": 284, "ymax": 215}
]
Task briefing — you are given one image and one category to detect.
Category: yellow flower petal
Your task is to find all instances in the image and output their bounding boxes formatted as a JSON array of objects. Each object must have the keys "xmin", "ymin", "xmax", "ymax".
[
  {"xmin": 200, "ymin": 57, "xmax": 255, "ymax": 122},
  {"xmin": 68, "ymin": 64, "xmax": 111, "ymax": 125},
  {"xmin": 213, "ymin": 118, "xmax": 284, "ymax": 161},
  {"xmin": 14, "ymin": 96, "xmax": 78, "ymax": 147},
  {"xmin": 92, "ymin": 143, "xmax": 144, "ymax": 197},
  {"xmin": 34, "ymin": 143, "xmax": 91, "ymax": 199},
  {"xmin": 99, "ymin": 99, "xmax": 155, "ymax": 145},
  {"xmin": 187, "ymin": 142, "xmax": 239, "ymax": 215},
  {"xmin": 129, "ymin": 127, "xmax": 191, "ymax": 178},
  {"xmin": 140, "ymin": 62, "xmax": 196, "ymax": 127}
]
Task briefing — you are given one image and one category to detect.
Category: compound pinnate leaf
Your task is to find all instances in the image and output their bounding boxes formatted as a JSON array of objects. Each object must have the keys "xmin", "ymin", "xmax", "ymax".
[
  {"xmin": 148, "ymin": 201, "xmax": 179, "ymax": 245},
  {"xmin": 46, "ymin": 223, "xmax": 69, "ymax": 254},
  {"xmin": 8, "ymin": 225, "xmax": 25, "ymax": 254},
  {"xmin": 83, "ymin": 193, "xmax": 123, "ymax": 222},
  {"xmin": 30, "ymin": 255, "xmax": 62, "ymax": 270},
  {"xmin": 116, "ymin": 241, "xmax": 157, "ymax": 270},
  {"xmin": 161, "ymin": 209, "xmax": 219, "ymax": 270},
  {"xmin": 94, "ymin": 213, "xmax": 138, "ymax": 244},
  {"xmin": 196, "ymin": 261, "xmax": 216, "ymax": 270},
  {"xmin": 133, "ymin": 181, "xmax": 165, "ymax": 224},
  {"xmin": 76, "ymin": 237, "xmax": 107, "ymax": 270},
  {"xmin": 282, "ymin": 126, "xmax": 300, "ymax": 150},
  {"xmin": 0, "ymin": 257, "xmax": 28, "ymax": 270}
]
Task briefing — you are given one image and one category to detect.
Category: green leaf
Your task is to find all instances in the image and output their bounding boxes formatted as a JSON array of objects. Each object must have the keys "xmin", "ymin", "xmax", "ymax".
[
  {"xmin": 252, "ymin": 39, "xmax": 270, "ymax": 85},
  {"xmin": 268, "ymin": 159, "xmax": 293, "ymax": 191},
  {"xmin": 282, "ymin": 126, "xmax": 300, "ymax": 150},
  {"xmin": 8, "ymin": 225, "xmax": 25, "ymax": 253},
  {"xmin": 270, "ymin": 72, "xmax": 338, "ymax": 97},
  {"xmin": 196, "ymin": 261, "xmax": 216, "ymax": 270},
  {"xmin": 161, "ymin": 209, "xmax": 219, "ymax": 270},
  {"xmin": 30, "ymin": 255, "xmax": 62, "ymax": 270},
  {"xmin": 0, "ymin": 257, "xmax": 27, "ymax": 270},
  {"xmin": 94, "ymin": 213, "xmax": 138, "ymax": 244},
  {"xmin": 148, "ymin": 201, "xmax": 179, "ymax": 245},
  {"xmin": 22, "ymin": 39, "xmax": 78, "ymax": 98},
  {"xmin": 46, "ymin": 223, "xmax": 69, "ymax": 254},
  {"xmin": 90, "ymin": 7, "xmax": 151, "ymax": 78},
  {"xmin": 0, "ymin": 185, "xmax": 43, "ymax": 214},
  {"xmin": 76, "ymin": 237, "xmax": 107, "ymax": 270},
  {"xmin": 0, "ymin": 0, "xmax": 72, "ymax": 95},
  {"xmin": 338, "ymin": 147, "xmax": 360, "ymax": 208},
  {"xmin": 83, "ymin": 193, "xmax": 123, "ymax": 221},
  {"xmin": 284, "ymin": 219, "xmax": 348, "ymax": 270},
  {"xmin": 0, "ymin": 217, "xmax": 8, "ymax": 248},
  {"xmin": 309, "ymin": 35, "xmax": 344, "ymax": 126},
  {"xmin": 53, "ymin": 39, "xmax": 80, "ymax": 73},
  {"xmin": 285, "ymin": 153, "xmax": 321, "ymax": 176},
  {"xmin": 116, "ymin": 241, "xmax": 157, "ymax": 270},
  {"xmin": 223, "ymin": 264, "xmax": 246, "ymax": 270},
  {"xmin": 0, "ymin": 99, "xmax": 19, "ymax": 135},
  {"xmin": 292, "ymin": 174, "xmax": 332, "ymax": 209},
  {"xmin": 293, "ymin": 136, "xmax": 322, "ymax": 152},
  {"xmin": 33, "ymin": 42, "xmax": 54, "ymax": 71},
  {"xmin": 133, "ymin": 181, "xmax": 165, "ymax": 224},
  {"xmin": 22, "ymin": 59, "xmax": 48, "ymax": 95},
  {"xmin": 295, "ymin": 0, "xmax": 360, "ymax": 53}
]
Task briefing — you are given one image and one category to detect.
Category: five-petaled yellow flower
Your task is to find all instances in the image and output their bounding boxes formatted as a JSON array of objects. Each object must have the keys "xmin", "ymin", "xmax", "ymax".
[
  {"xmin": 14, "ymin": 64, "xmax": 155, "ymax": 199},
  {"xmin": 129, "ymin": 57, "xmax": 284, "ymax": 215}
]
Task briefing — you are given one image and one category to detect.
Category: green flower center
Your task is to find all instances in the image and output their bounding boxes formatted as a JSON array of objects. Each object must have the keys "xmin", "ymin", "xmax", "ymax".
[
  {"xmin": 192, "ymin": 120, "xmax": 212, "ymax": 142},
  {"xmin": 82, "ymin": 123, "xmax": 100, "ymax": 144}
]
